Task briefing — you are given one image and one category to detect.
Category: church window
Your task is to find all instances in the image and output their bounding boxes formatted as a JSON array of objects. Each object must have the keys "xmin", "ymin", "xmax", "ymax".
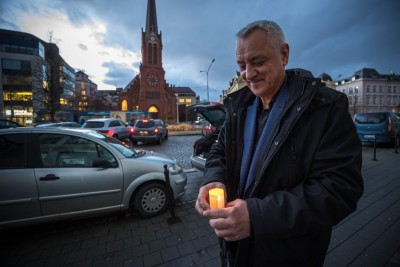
[
  {"xmin": 121, "ymin": 100, "xmax": 128, "ymax": 111},
  {"xmin": 153, "ymin": 46, "xmax": 157, "ymax": 64},
  {"xmin": 148, "ymin": 44, "xmax": 152, "ymax": 64}
]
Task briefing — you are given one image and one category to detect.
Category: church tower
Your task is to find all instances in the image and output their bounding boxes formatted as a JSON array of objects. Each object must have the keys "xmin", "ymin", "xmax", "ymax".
[{"xmin": 118, "ymin": 0, "xmax": 177, "ymax": 121}]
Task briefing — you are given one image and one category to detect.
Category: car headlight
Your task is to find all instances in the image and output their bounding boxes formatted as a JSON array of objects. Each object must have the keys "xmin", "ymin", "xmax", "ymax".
[{"xmin": 168, "ymin": 163, "xmax": 183, "ymax": 175}]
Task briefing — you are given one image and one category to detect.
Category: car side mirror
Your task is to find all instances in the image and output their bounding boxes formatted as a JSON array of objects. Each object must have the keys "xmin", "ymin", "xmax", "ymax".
[{"xmin": 93, "ymin": 159, "xmax": 112, "ymax": 168}]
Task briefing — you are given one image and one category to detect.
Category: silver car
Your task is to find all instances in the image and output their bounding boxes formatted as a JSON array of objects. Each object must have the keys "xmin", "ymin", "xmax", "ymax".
[
  {"xmin": 82, "ymin": 118, "xmax": 133, "ymax": 140},
  {"xmin": 0, "ymin": 127, "xmax": 187, "ymax": 229}
]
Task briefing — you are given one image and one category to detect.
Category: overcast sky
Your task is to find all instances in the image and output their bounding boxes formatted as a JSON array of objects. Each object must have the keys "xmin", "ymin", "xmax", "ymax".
[{"xmin": 1, "ymin": 0, "xmax": 399, "ymax": 101}]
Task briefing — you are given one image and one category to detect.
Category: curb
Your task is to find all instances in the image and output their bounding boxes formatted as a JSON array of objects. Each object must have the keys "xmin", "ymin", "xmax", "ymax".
[{"xmin": 169, "ymin": 131, "xmax": 202, "ymax": 136}]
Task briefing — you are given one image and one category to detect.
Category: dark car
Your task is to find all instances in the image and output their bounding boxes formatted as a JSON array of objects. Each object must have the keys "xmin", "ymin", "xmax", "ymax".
[
  {"xmin": 131, "ymin": 119, "xmax": 168, "ymax": 145},
  {"xmin": 188, "ymin": 103, "xmax": 225, "ymax": 172},
  {"xmin": 0, "ymin": 119, "xmax": 24, "ymax": 129},
  {"xmin": 354, "ymin": 112, "xmax": 400, "ymax": 146}
]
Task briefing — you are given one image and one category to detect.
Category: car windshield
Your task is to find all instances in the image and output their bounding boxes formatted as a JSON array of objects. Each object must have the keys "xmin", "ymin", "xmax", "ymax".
[
  {"xmin": 136, "ymin": 121, "xmax": 155, "ymax": 128},
  {"xmin": 355, "ymin": 113, "xmax": 386, "ymax": 124},
  {"xmin": 85, "ymin": 131, "xmax": 136, "ymax": 157}
]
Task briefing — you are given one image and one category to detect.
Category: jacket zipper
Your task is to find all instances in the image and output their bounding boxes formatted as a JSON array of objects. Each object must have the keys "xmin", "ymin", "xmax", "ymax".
[{"xmin": 249, "ymin": 79, "xmax": 314, "ymax": 197}]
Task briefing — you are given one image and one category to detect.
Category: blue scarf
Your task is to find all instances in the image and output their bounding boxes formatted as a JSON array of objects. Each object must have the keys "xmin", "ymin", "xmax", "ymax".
[{"xmin": 239, "ymin": 83, "xmax": 290, "ymax": 197}]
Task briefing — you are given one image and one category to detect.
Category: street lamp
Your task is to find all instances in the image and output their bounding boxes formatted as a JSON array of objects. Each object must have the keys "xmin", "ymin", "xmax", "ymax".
[{"xmin": 200, "ymin": 58, "xmax": 215, "ymax": 102}]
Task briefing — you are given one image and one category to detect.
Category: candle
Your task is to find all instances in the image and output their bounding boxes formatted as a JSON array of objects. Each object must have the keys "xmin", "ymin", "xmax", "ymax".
[{"xmin": 209, "ymin": 188, "xmax": 225, "ymax": 209}]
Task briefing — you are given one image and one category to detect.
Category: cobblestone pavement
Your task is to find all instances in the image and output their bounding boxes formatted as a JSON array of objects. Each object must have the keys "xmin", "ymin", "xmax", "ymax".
[
  {"xmin": 1, "ymin": 140, "xmax": 400, "ymax": 266},
  {"xmin": 132, "ymin": 135, "xmax": 201, "ymax": 170}
]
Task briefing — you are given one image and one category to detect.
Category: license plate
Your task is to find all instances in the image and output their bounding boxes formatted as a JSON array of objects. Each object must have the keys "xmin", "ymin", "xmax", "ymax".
[
  {"xmin": 140, "ymin": 131, "xmax": 148, "ymax": 135},
  {"xmin": 364, "ymin": 134, "xmax": 376, "ymax": 139}
]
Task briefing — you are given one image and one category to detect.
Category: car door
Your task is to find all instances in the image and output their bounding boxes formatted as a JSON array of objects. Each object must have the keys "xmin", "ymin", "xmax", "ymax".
[
  {"xmin": 0, "ymin": 132, "xmax": 40, "ymax": 225},
  {"xmin": 110, "ymin": 120, "xmax": 129, "ymax": 139},
  {"xmin": 34, "ymin": 133, "xmax": 124, "ymax": 216}
]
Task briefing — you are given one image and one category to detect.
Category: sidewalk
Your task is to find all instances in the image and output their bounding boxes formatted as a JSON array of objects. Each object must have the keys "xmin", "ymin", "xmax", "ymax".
[{"xmin": 1, "ymin": 146, "xmax": 399, "ymax": 266}]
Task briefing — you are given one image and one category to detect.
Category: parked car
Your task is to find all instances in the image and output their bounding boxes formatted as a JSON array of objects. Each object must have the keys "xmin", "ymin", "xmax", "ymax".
[
  {"xmin": 354, "ymin": 112, "xmax": 400, "ymax": 146},
  {"xmin": 36, "ymin": 122, "xmax": 82, "ymax": 128},
  {"xmin": 0, "ymin": 127, "xmax": 187, "ymax": 228},
  {"xmin": 82, "ymin": 118, "xmax": 133, "ymax": 140},
  {"xmin": 0, "ymin": 119, "xmax": 23, "ymax": 129},
  {"xmin": 131, "ymin": 119, "xmax": 168, "ymax": 145},
  {"xmin": 188, "ymin": 103, "xmax": 225, "ymax": 172}
]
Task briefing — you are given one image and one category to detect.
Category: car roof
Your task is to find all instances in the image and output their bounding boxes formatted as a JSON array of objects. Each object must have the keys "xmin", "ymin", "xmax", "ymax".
[
  {"xmin": 0, "ymin": 127, "xmax": 103, "ymax": 138},
  {"xmin": 85, "ymin": 118, "xmax": 120, "ymax": 122}
]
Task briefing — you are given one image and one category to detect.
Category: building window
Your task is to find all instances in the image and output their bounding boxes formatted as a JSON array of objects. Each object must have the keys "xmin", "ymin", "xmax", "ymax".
[
  {"xmin": 388, "ymin": 86, "xmax": 392, "ymax": 93},
  {"xmin": 366, "ymin": 85, "xmax": 370, "ymax": 93},
  {"xmin": 366, "ymin": 95, "xmax": 370, "ymax": 104},
  {"xmin": 179, "ymin": 99, "xmax": 185, "ymax": 103},
  {"xmin": 379, "ymin": 95, "xmax": 383, "ymax": 105},
  {"xmin": 379, "ymin": 85, "xmax": 383, "ymax": 93},
  {"xmin": 121, "ymin": 100, "xmax": 128, "ymax": 111},
  {"xmin": 153, "ymin": 46, "xmax": 157, "ymax": 65},
  {"xmin": 349, "ymin": 87, "xmax": 353, "ymax": 94},
  {"xmin": 372, "ymin": 95, "xmax": 377, "ymax": 104},
  {"xmin": 185, "ymin": 99, "xmax": 192, "ymax": 103},
  {"xmin": 394, "ymin": 86, "xmax": 397, "ymax": 94},
  {"xmin": 372, "ymin": 85, "xmax": 377, "ymax": 93},
  {"xmin": 355, "ymin": 87, "xmax": 359, "ymax": 94},
  {"xmin": 348, "ymin": 96, "xmax": 353, "ymax": 105},
  {"xmin": 387, "ymin": 96, "xmax": 392, "ymax": 105}
]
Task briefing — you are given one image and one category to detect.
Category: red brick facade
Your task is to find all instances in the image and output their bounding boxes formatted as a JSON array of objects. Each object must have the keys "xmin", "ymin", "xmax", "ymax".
[{"xmin": 118, "ymin": 0, "xmax": 177, "ymax": 121}]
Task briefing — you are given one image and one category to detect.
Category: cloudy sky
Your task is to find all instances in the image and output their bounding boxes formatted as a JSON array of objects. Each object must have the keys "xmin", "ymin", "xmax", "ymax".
[{"xmin": 1, "ymin": 0, "xmax": 399, "ymax": 101}]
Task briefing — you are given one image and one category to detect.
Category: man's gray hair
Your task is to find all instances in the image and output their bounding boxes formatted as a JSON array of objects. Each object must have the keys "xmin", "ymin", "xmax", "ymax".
[{"xmin": 236, "ymin": 20, "xmax": 286, "ymax": 50}]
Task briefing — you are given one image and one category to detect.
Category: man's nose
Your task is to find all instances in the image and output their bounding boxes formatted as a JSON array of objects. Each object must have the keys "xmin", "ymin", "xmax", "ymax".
[{"xmin": 245, "ymin": 65, "xmax": 256, "ymax": 81}]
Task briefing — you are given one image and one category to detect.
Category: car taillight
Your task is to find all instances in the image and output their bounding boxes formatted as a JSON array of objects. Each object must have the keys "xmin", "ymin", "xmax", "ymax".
[
  {"xmin": 154, "ymin": 128, "xmax": 159, "ymax": 133},
  {"xmin": 130, "ymin": 128, "xmax": 134, "ymax": 133}
]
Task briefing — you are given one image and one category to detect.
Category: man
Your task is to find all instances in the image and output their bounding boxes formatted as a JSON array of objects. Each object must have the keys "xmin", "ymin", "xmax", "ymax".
[{"xmin": 195, "ymin": 20, "xmax": 363, "ymax": 267}]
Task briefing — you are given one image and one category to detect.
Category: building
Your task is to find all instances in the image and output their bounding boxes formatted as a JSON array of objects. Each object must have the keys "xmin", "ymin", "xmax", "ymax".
[
  {"xmin": 336, "ymin": 68, "xmax": 400, "ymax": 116},
  {"xmin": 318, "ymin": 72, "xmax": 336, "ymax": 89},
  {"xmin": 118, "ymin": 0, "xmax": 177, "ymax": 122},
  {"xmin": 221, "ymin": 71, "xmax": 247, "ymax": 103},
  {"xmin": 75, "ymin": 70, "xmax": 97, "ymax": 111},
  {"xmin": 0, "ymin": 28, "xmax": 75, "ymax": 125},
  {"xmin": 170, "ymin": 85, "xmax": 197, "ymax": 122},
  {"xmin": 95, "ymin": 88, "xmax": 121, "ymax": 110}
]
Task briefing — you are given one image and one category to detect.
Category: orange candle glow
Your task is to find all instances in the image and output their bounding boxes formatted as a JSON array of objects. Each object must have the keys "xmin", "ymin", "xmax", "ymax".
[{"xmin": 209, "ymin": 188, "xmax": 225, "ymax": 209}]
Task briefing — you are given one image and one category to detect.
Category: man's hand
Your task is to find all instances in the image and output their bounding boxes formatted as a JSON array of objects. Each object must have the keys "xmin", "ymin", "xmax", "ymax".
[
  {"xmin": 195, "ymin": 182, "xmax": 226, "ymax": 215},
  {"xmin": 203, "ymin": 199, "xmax": 251, "ymax": 241}
]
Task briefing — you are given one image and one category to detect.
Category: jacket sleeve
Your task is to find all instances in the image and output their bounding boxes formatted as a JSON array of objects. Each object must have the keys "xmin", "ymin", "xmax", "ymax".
[
  {"xmin": 246, "ymin": 94, "xmax": 364, "ymax": 240},
  {"xmin": 201, "ymin": 121, "xmax": 228, "ymax": 187}
]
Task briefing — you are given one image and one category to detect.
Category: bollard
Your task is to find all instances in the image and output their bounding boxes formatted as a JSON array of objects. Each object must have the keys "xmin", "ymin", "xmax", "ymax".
[
  {"xmin": 163, "ymin": 164, "xmax": 181, "ymax": 224},
  {"xmin": 372, "ymin": 136, "xmax": 378, "ymax": 161}
]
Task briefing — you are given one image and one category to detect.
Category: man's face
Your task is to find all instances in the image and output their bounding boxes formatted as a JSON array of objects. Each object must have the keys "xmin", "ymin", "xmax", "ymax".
[{"xmin": 236, "ymin": 29, "xmax": 289, "ymax": 100}]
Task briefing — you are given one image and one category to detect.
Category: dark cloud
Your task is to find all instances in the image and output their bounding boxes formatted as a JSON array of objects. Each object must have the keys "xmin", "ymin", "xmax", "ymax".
[
  {"xmin": 101, "ymin": 61, "xmax": 135, "ymax": 89},
  {"xmin": 2, "ymin": 0, "xmax": 399, "ymax": 100}
]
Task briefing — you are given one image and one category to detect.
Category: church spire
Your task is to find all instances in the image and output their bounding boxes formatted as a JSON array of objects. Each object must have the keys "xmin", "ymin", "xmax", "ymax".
[{"xmin": 146, "ymin": 0, "xmax": 158, "ymax": 34}]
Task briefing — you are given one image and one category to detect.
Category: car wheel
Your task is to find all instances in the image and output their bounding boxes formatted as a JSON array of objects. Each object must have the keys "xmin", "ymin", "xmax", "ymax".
[{"xmin": 134, "ymin": 183, "xmax": 167, "ymax": 217}]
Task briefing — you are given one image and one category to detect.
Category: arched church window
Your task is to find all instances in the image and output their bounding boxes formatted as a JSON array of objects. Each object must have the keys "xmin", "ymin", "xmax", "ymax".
[{"xmin": 121, "ymin": 100, "xmax": 128, "ymax": 111}]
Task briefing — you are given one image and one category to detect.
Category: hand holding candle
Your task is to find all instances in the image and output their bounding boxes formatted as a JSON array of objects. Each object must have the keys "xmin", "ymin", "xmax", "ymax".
[{"xmin": 209, "ymin": 188, "xmax": 225, "ymax": 209}]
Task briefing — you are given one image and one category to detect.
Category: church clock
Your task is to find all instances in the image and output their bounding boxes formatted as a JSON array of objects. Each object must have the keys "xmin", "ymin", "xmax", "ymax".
[{"xmin": 146, "ymin": 73, "xmax": 159, "ymax": 86}]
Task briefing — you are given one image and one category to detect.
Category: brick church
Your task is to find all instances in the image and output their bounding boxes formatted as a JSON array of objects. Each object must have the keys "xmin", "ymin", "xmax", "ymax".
[{"xmin": 118, "ymin": 0, "xmax": 177, "ymax": 121}]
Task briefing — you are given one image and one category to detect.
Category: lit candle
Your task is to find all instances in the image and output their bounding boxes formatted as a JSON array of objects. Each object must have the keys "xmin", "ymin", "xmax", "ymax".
[{"xmin": 209, "ymin": 188, "xmax": 225, "ymax": 209}]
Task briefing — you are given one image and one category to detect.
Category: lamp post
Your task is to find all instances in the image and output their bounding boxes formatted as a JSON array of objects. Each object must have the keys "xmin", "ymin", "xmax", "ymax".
[{"xmin": 200, "ymin": 58, "xmax": 215, "ymax": 102}]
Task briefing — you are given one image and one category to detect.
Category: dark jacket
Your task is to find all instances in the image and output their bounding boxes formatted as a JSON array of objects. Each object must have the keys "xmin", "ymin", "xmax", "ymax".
[{"xmin": 202, "ymin": 69, "xmax": 364, "ymax": 267}]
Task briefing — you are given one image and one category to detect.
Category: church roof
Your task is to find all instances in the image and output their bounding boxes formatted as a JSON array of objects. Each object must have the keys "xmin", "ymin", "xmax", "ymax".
[
  {"xmin": 146, "ymin": 0, "xmax": 158, "ymax": 34},
  {"xmin": 171, "ymin": 86, "xmax": 196, "ymax": 96}
]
